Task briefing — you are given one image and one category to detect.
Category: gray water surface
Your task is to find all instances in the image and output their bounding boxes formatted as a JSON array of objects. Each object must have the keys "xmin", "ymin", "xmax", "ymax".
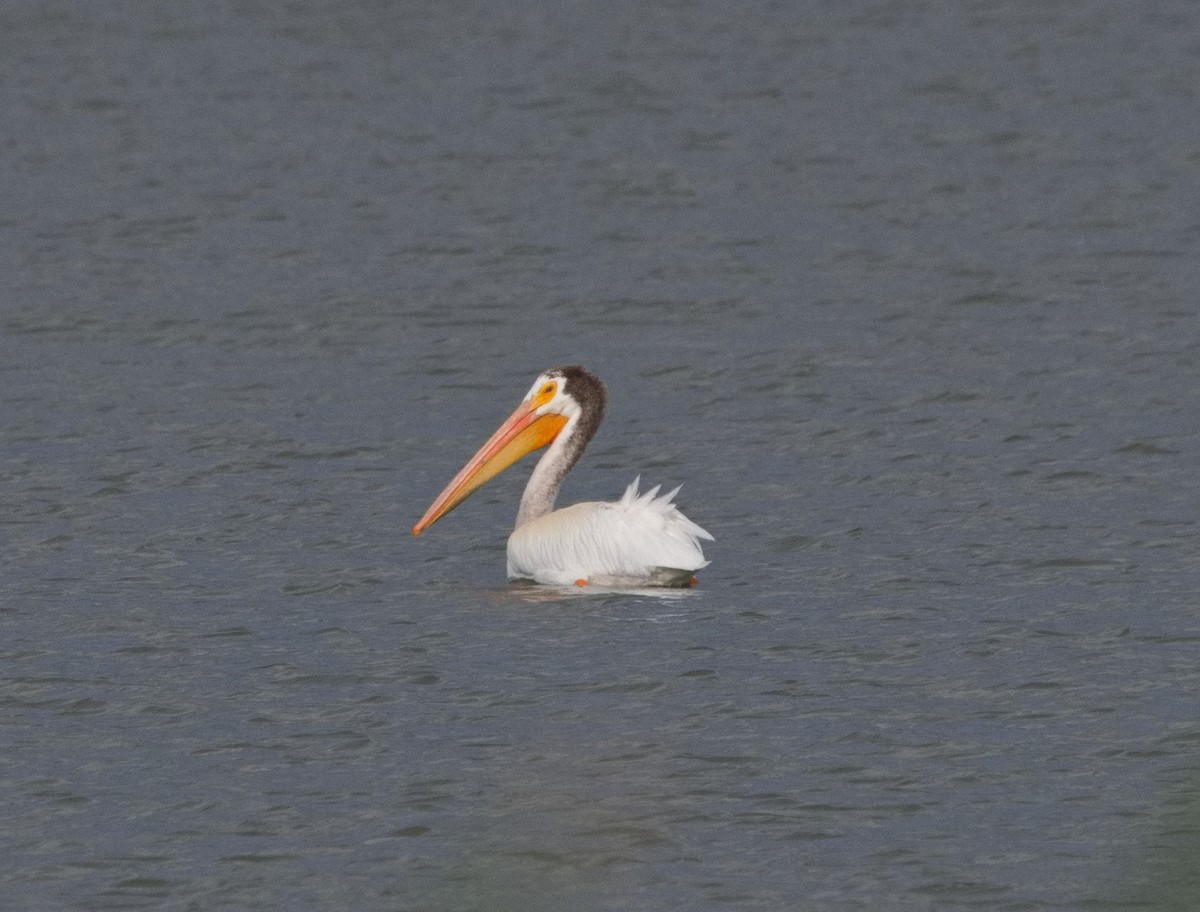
[{"xmin": 3, "ymin": 2, "xmax": 1200, "ymax": 910}]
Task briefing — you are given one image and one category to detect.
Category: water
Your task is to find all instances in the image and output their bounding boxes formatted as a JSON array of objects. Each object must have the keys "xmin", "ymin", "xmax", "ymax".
[{"xmin": 3, "ymin": 1, "xmax": 1200, "ymax": 909}]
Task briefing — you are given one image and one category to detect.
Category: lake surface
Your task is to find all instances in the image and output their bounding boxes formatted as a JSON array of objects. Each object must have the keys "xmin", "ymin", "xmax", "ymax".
[{"xmin": 3, "ymin": 2, "xmax": 1200, "ymax": 909}]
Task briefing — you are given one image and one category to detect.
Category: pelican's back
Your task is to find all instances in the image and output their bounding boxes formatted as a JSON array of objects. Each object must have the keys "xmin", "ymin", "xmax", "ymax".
[{"xmin": 507, "ymin": 478, "xmax": 713, "ymax": 586}]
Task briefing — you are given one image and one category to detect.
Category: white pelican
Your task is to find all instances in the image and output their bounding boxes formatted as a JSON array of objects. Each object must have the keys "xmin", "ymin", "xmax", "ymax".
[{"xmin": 413, "ymin": 366, "xmax": 713, "ymax": 587}]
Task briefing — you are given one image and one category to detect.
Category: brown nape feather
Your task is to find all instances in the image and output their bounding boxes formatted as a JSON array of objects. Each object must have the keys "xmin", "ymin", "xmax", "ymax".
[
  {"xmin": 553, "ymin": 366, "xmax": 607, "ymax": 426},
  {"xmin": 547, "ymin": 365, "xmax": 607, "ymax": 476}
]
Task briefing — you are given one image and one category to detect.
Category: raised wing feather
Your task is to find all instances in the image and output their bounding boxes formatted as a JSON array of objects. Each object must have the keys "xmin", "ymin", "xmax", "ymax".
[{"xmin": 507, "ymin": 477, "xmax": 713, "ymax": 586}]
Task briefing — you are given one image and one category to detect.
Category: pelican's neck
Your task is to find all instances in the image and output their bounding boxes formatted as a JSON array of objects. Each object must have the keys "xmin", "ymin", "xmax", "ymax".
[
  {"xmin": 515, "ymin": 424, "xmax": 574, "ymax": 528},
  {"xmin": 514, "ymin": 365, "xmax": 606, "ymax": 529},
  {"xmin": 515, "ymin": 413, "xmax": 600, "ymax": 528}
]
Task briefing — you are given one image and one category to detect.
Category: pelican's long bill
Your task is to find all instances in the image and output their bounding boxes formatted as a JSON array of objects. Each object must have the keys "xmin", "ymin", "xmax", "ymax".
[{"xmin": 413, "ymin": 397, "xmax": 567, "ymax": 536}]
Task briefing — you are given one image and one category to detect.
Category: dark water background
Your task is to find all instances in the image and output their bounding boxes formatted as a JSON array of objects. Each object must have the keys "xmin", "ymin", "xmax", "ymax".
[{"xmin": 3, "ymin": 2, "xmax": 1200, "ymax": 909}]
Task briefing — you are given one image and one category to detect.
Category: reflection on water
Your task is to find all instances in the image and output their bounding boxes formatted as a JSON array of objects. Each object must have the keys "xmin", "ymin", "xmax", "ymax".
[{"xmin": 499, "ymin": 582, "xmax": 701, "ymax": 605}]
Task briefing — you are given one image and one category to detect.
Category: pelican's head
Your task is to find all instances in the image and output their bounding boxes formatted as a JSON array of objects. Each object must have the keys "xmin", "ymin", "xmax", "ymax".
[{"xmin": 412, "ymin": 367, "xmax": 604, "ymax": 535}]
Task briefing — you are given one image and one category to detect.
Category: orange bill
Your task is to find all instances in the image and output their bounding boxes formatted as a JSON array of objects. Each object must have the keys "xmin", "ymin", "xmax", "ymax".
[{"xmin": 413, "ymin": 402, "xmax": 567, "ymax": 535}]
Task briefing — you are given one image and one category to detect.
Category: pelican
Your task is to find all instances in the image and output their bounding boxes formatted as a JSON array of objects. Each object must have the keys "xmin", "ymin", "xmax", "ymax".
[{"xmin": 413, "ymin": 366, "xmax": 713, "ymax": 587}]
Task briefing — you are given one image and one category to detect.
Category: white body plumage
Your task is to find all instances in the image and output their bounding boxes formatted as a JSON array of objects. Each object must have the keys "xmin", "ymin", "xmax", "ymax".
[{"xmin": 507, "ymin": 477, "xmax": 713, "ymax": 586}]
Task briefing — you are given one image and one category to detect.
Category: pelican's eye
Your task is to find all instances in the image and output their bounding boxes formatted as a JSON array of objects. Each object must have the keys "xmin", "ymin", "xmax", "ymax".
[{"xmin": 530, "ymin": 378, "xmax": 558, "ymax": 407}]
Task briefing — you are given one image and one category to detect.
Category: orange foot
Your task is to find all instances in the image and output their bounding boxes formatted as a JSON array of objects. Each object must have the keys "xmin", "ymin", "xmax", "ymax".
[
  {"xmin": 688, "ymin": 577, "xmax": 699, "ymax": 587},
  {"xmin": 575, "ymin": 579, "xmax": 588, "ymax": 587}
]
